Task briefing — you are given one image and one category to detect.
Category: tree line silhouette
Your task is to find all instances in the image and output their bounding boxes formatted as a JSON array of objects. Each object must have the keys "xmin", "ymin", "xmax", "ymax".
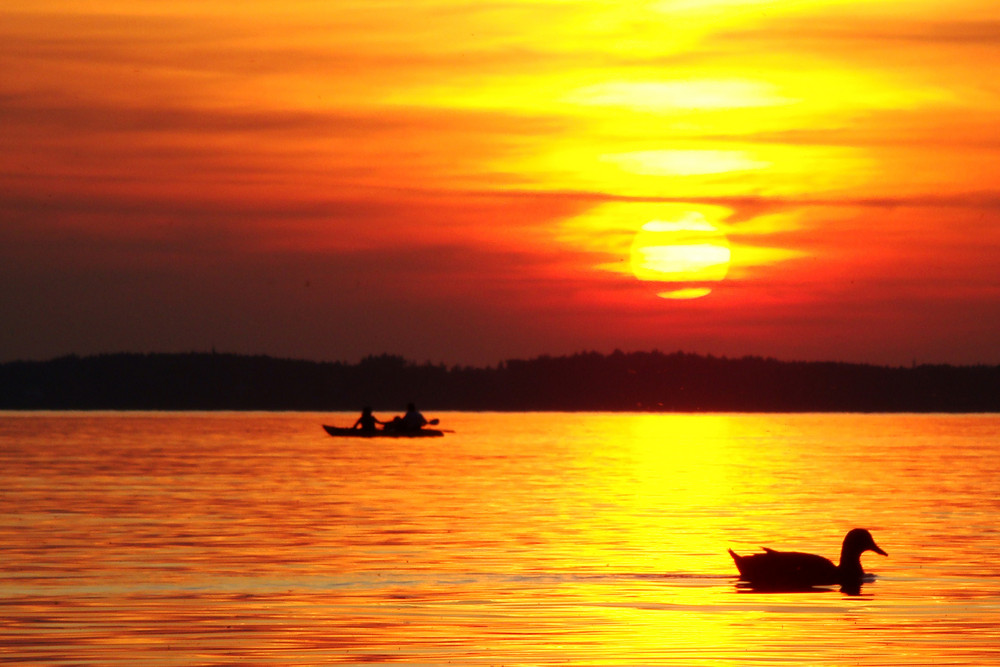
[{"xmin": 1, "ymin": 350, "xmax": 998, "ymax": 412}]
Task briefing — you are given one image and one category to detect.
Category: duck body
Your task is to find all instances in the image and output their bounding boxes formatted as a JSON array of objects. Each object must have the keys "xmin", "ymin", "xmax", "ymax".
[
  {"xmin": 729, "ymin": 547, "xmax": 840, "ymax": 588},
  {"xmin": 729, "ymin": 528, "xmax": 886, "ymax": 590}
]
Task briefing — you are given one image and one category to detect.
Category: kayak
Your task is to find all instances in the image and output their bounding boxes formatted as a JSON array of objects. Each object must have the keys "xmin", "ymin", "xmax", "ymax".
[{"xmin": 322, "ymin": 424, "xmax": 445, "ymax": 438}]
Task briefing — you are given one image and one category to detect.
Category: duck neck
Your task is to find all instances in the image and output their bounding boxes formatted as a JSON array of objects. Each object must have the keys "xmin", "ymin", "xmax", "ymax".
[{"xmin": 838, "ymin": 546, "xmax": 864, "ymax": 578}]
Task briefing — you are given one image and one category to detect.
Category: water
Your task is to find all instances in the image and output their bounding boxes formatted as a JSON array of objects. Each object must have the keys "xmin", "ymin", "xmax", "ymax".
[{"xmin": 2, "ymin": 411, "xmax": 999, "ymax": 665}]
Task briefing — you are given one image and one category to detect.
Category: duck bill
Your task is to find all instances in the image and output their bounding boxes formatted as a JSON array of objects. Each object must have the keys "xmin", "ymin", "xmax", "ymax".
[{"xmin": 872, "ymin": 544, "xmax": 888, "ymax": 556}]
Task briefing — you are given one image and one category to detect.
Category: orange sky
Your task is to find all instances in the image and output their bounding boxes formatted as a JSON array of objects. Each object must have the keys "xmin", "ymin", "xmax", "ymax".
[{"xmin": 2, "ymin": 0, "xmax": 999, "ymax": 366}]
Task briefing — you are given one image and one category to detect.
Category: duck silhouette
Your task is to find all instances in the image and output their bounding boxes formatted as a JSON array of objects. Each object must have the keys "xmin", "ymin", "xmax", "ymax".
[{"xmin": 729, "ymin": 528, "xmax": 887, "ymax": 591}]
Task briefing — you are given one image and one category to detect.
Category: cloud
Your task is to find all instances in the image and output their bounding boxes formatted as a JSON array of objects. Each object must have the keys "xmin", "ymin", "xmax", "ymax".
[{"xmin": 724, "ymin": 17, "xmax": 1000, "ymax": 49}]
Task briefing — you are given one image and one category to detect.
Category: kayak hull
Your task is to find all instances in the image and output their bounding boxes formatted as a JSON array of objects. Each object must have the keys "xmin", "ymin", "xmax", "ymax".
[{"xmin": 322, "ymin": 424, "xmax": 445, "ymax": 438}]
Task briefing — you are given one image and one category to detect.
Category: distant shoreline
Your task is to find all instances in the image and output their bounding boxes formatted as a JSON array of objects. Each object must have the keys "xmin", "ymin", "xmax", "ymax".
[{"xmin": 2, "ymin": 351, "xmax": 998, "ymax": 412}]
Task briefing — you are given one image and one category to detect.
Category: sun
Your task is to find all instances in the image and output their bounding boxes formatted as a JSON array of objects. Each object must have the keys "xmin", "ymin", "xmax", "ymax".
[{"xmin": 630, "ymin": 212, "xmax": 731, "ymax": 299}]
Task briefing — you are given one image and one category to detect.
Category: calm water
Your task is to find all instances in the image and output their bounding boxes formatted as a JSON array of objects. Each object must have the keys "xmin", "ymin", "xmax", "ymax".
[{"xmin": 2, "ymin": 411, "xmax": 1000, "ymax": 665}]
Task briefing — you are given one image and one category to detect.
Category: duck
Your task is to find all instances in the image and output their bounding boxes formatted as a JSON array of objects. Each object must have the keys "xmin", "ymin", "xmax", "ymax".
[{"xmin": 728, "ymin": 528, "xmax": 887, "ymax": 590}]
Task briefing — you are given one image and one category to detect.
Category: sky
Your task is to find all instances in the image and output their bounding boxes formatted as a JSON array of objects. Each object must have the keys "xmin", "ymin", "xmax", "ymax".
[{"xmin": 2, "ymin": 0, "xmax": 999, "ymax": 367}]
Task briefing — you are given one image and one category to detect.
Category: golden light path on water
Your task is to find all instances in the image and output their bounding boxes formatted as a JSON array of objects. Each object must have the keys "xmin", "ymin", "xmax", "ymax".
[{"xmin": 2, "ymin": 412, "xmax": 1000, "ymax": 664}]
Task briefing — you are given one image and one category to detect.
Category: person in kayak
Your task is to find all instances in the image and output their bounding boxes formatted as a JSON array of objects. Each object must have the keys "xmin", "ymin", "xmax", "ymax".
[
  {"xmin": 352, "ymin": 407, "xmax": 385, "ymax": 433},
  {"xmin": 385, "ymin": 403, "xmax": 429, "ymax": 432},
  {"xmin": 401, "ymin": 403, "xmax": 428, "ymax": 431}
]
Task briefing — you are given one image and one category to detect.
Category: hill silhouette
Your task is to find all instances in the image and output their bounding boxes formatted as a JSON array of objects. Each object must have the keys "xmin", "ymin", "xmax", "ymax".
[{"xmin": 1, "ymin": 350, "xmax": 998, "ymax": 412}]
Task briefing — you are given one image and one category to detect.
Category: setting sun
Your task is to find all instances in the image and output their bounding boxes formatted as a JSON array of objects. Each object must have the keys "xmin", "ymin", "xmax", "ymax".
[{"xmin": 630, "ymin": 214, "xmax": 732, "ymax": 299}]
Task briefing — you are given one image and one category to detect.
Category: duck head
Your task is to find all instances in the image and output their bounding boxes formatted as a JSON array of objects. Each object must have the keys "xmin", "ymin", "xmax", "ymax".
[
  {"xmin": 844, "ymin": 528, "xmax": 887, "ymax": 556},
  {"xmin": 839, "ymin": 528, "xmax": 887, "ymax": 577}
]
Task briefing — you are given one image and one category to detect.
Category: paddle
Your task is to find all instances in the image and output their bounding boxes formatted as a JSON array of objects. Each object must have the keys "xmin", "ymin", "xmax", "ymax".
[{"xmin": 426, "ymin": 418, "xmax": 455, "ymax": 433}]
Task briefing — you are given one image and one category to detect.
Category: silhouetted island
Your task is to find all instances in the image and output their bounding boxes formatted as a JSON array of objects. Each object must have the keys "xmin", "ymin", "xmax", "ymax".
[{"xmin": 1, "ymin": 350, "xmax": 998, "ymax": 412}]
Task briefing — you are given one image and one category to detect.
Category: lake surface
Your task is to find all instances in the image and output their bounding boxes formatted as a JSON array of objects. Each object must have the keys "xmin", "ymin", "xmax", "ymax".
[{"xmin": 2, "ymin": 411, "xmax": 1000, "ymax": 665}]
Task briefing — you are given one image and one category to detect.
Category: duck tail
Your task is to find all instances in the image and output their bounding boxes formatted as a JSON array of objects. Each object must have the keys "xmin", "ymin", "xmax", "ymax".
[{"xmin": 728, "ymin": 548, "xmax": 746, "ymax": 577}]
